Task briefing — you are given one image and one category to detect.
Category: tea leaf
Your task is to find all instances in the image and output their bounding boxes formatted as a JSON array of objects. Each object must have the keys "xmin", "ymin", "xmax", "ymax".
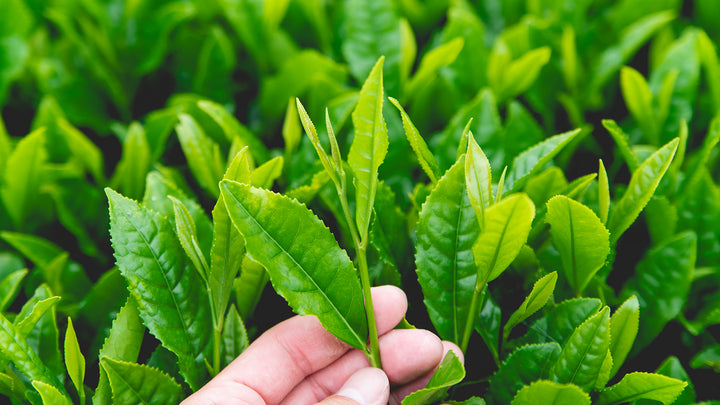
[
  {"xmin": 101, "ymin": 357, "xmax": 182, "ymax": 405},
  {"xmin": 416, "ymin": 157, "xmax": 480, "ymax": 344},
  {"xmin": 609, "ymin": 295, "xmax": 639, "ymax": 379},
  {"xmin": 596, "ymin": 372, "xmax": 687, "ymax": 405},
  {"xmin": 56, "ymin": 118, "xmax": 105, "ymax": 184},
  {"xmin": 546, "ymin": 195, "xmax": 610, "ymax": 295},
  {"xmin": 401, "ymin": 351, "xmax": 465, "ymax": 405},
  {"xmin": 31, "ymin": 381, "xmax": 71, "ymax": 405},
  {"xmin": 473, "ymin": 193, "xmax": 535, "ymax": 284},
  {"xmin": 603, "ymin": 120, "xmax": 640, "ymax": 172},
  {"xmin": 15, "ymin": 297, "xmax": 61, "ymax": 339},
  {"xmin": 620, "ymin": 66, "xmax": 658, "ymax": 144},
  {"xmin": 171, "ymin": 196, "xmax": 210, "ymax": 282},
  {"xmin": 197, "ymin": 100, "xmax": 269, "ymax": 163},
  {"xmin": 608, "ymin": 137, "xmax": 678, "ymax": 244},
  {"xmin": 623, "ymin": 232, "xmax": 695, "ymax": 351},
  {"xmin": 405, "ymin": 37, "xmax": 464, "ymax": 100},
  {"xmin": 0, "ymin": 312, "xmax": 65, "ymax": 394},
  {"xmin": 233, "ymin": 257, "xmax": 268, "ymax": 321},
  {"xmin": 63, "ymin": 317, "xmax": 85, "ymax": 403},
  {"xmin": 551, "ymin": 306, "xmax": 611, "ymax": 391},
  {"xmin": 176, "ymin": 113, "xmax": 225, "ymax": 197},
  {"xmin": 220, "ymin": 180, "xmax": 368, "ymax": 349},
  {"xmin": 388, "ymin": 97, "xmax": 440, "ymax": 183},
  {"xmin": 487, "ymin": 343, "xmax": 562, "ymax": 404},
  {"xmin": 465, "ymin": 131, "xmax": 493, "ymax": 227},
  {"xmin": 13, "ymin": 284, "xmax": 63, "ymax": 379},
  {"xmin": 0, "ymin": 268, "xmax": 27, "ymax": 312},
  {"xmin": 598, "ymin": 160, "xmax": 610, "ymax": 225},
  {"xmin": 296, "ymin": 98, "xmax": 339, "ymax": 187},
  {"xmin": 1, "ymin": 128, "xmax": 46, "ymax": 228},
  {"xmin": 106, "ymin": 188, "xmax": 213, "ymax": 390},
  {"xmin": 222, "ymin": 305, "xmax": 248, "ymax": 368},
  {"xmin": 348, "ymin": 57, "xmax": 389, "ymax": 241},
  {"xmin": 250, "ymin": 156, "xmax": 284, "ymax": 189},
  {"xmin": 112, "ymin": 123, "xmax": 152, "ymax": 200},
  {"xmin": 496, "ymin": 47, "xmax": 552, "ymax": 103},
  {"xmin": 504, "ymin": 272, "xmax": 558, "ymax": 340},
  {"xmin": 504, "ymin": 129, "xmax": 580, "ymax": 194},
  {"xmin": 511, "ymin": 380, "xmax": 590, "ymax": 405}
]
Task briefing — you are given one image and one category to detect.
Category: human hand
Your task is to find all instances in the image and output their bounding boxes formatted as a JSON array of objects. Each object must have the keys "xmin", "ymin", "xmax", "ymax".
[{"xmin": 182, "ymin": 285, "xmax": 463, "ymax": 405}]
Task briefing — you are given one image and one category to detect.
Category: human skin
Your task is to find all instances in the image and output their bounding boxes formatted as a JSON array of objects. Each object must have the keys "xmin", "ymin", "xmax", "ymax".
[{"xmin": 182, "ymin": 285, "xmax": 463, "ymax": 404}]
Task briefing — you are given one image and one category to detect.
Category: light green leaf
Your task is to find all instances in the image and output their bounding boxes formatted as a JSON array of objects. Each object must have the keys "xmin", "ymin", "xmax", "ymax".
[
  {"xmin": 325, "ymin": 109, "xmax": 344, "ymax": 180},
  {"xmin": 602, "ymin": 119, "xmax": 640, "ymax": 172},
  {"xmin": 101, "ymin": 357, "xmax": 182, "ymax": 405},
  {"xmin": 112, "ymin": 122, "xmax": 152, "ymax": 200},
  {"xmin": 594, "ymin": 349, "xmax": 613, "ymax": 390},
  {"xmin": 197, "ymin": 100, "xmax": 269, "ymax": 163},
  {"xmin": 56, "ymin": 118, "xmax": 105, "ymax": 184},
  {"xmin": 596, "ymin": 372, "xmax": 687, "ymax": 405},
  {"xmin": 504, "ymin": 272, "xmax": 558, "ymax": 340},
  {"xmin": 598, "ymin": 160, "xmax": 610, "ymax": 225},
  {"xmin": 401, "ymin": 351, "xmax": 465, "ymax": 405},
  {"xmin": 262, "ymin": 0, "xmax": 289, "ymax": 30},
  {"xmin": 487, "ymin": 343, "xmax": 562, "ymax": 404},
  {"xmin": 31, "ymin": 381, "xmax": 71, "ymax": 405},
  {"xmin": 511, "ymin": 380, "xmax": 590, "ymax": 405},
  {"xmin": 220, "ymin": 180, "xmax": 368, "ymax": 349},
  {"xmin": 415, "ymin": 157, "xmax": 480, "ymax": 344},
  {"xmin": 348, "ymin": 57, "xmax": 389, "ymax": 241},
  {"xmin": 176, "ymin": 113, "xmax": 225, "ymax": 197},
  {"xmin": 0, "ymin": 268, "xmax": 27, "ymax": 312},
  {"xmin": 608, "ymin": 137, "xmax": 679, "ymax": 244},
  {"xmin": 609, "ymin": 295, "xmax": 639, "ymax": 379},
  {"xmin": 296, "ymin": 98, "xmax": 340, "ymax": 187},
  {"xmin": 388, "ymin": 97, "xmax": 440, "ymax": 183},
  {"xmin": 1, "ymin": 128, "xmax": 46, "ymax": 228},
  {"xmin": 698, "ymin": 29, "xmax": 720, "ymax": 112},
  {"xmin": 465, "ymin": 131, "xmax": 492, "ymax": 228},
  {"xmin": 473, "ymin": 193, "xmax": 535, "ymax": 283},
  {"xmin": 0, "ymin": 312, "xmax": 65, "ymax": 394},
  {"xmin": 171, "ymin": 196, "xmax": 210, "ymax": 282},
  {"xmin": 524, "ymin": 298, "xmax": 603, "ymax": 347},
  {"xmin": 405, "ymin": 37, "xmax": 464, "ymax": 100},
  {"xmin": 561, "ymin": 25, "xmax": 580, "ymax": 95},
  {"xmin": 222, "ymin": 305, "xmax": 248, "ymax": 368},
  {"xmin": 233, "ymin": 257, "xmax": 268, "ymax": 321},
  {"xmin": 93, "ymin": 297, "xmax": 144, "ymax": 405},
  {"xmin": 505, "ymin": 130, "xmax": 580, "ymax": 194},
  {"xmin": 106, "ymin": 188, "xmax": 212, "ymax": 390},
  {"xmin": 551, "ymin": 307, "xmax": 611, "ymax": 391},
  {"xmin": 546, "ymin": 195, "xmax": 610, "ymax": 295},
  {"xmin": 496, "ymin": 47, "xmax": 552, "ymax": 103},
  {"xmin": 63, "ymin": 318, "xmax": 85, "ymax": 403},
  {"xmin": 398, "ymin": 17, "xmax": 416, "ymax": 85},
  {"xmin": 621, "ymin": 66, "xmax": 658, "ymax": 144},
  {"xmin": 282, "ymin": 97, "xmax": 302, "ymax": 158},
  {"xmin": 250, "ymin": 156, "xmax": 284, "ymax": 189},
  {"xmin": 15, "ymin": 297, "xmax": 62, "ymax": 339}
]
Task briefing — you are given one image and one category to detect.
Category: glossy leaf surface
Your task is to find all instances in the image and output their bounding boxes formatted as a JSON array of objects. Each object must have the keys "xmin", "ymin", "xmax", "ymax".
[
  {"xmin": 107, "ymin": 188, "xmax": 212, "ymax": 390},
  {"xmin": 596, "ymin": 372, "xmax": 687, "ymax": 405},
  {"xmin": 504, "ymin": 272, "xmax": 558, "ymax": 339},
  {"xmin": 488, "ymin": 343, "xmax": 562, "ymax": 404},
  {"xmin": 415, "ymin": 157, "xmax": 480, "ymax": 344},
  {"xmin": 101, "ymin": 357, "xmax": 182, "ymax": 405},
  {"xmin": 465, "ymin": 131, "xmax": 492, "ymax": 227},
  {"xmin": 609, "ymin": 295, "xmax": 639, "ymax": 379},
  {"xmin": 220, "ymin": 180, "xmax": 368, "ymax": 349},
  {"xmin": 401, "ymin": 351, "xmax": 465, "ymax": 405},
  {"xmin": 389, "ymin": 97, "xmax": 439, "ymax": 183},
  {"xmin": 511, "ymin": 380, "xmax": 590, "ymax": 405}
]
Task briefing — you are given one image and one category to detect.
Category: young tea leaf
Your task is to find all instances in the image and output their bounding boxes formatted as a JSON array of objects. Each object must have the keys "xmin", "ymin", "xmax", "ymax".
[
  {"xmin": 388, "ymin": 97, "xmax": 440, "ymax": 183},
  {"xmin": 222, "ymin": 305, "xmax": 248, "ymax": 368},
  {"xmin": 106, "ymin": 188, "xmax": 213, "ymax": 390},
  {"xmin": 170, "ymin": 196, "xmax": 210, "ymax": 282},
  {"xmin": 63, "ymin": 317, "xmax": 85, "ymax": 403},
  {"xmin": 620, "ymin": 66, "xmax": 658, "ymax": 144},
  {"xmin": 602, "ymin": 120, "xmax": 640, "ymax": 172},
  {"xmin": 175, "ymin": 113, "xmax": 225, "ymax": 197},
  {"xmin": 405, "ymin": 37, "xmax": 464, "ymax": 100},
  {"xmin": 1, "ymin": 128, "xmax": 47, "ymax": 228},
  {"xmin": 473, "ymin": 193, "xmax": 535, "ymax": 284},
  {"xmin": 608, "ymin": 137, "xmax": 679, "ymax": 244},
  {"xmin": 546, "ymin": 195, "xmax": 610, "ymax": 295},
  {"xmin": 401, "ymin": 351, "xmax": 465, "ymax": 405},
  {"xmin": 596, "ymin": 372, "xmax": 687, "ymax": 405},
  {"xmin": 31, "ymin": 381, "xmax": 71, "ymax": 405},
  {"xmin": 504, "ymin": 272, "xmax": 558, "ymax": 340},
  {"xmin": 220, "ymin": 180, "xmax": 368, "ymax": 350},
  {"xmin": 598, "ymin": 160, "xmax": 610, "ymax": 225},
  {"xmin": 551, "ymin": 306, "xmax": 611, "ymax": 392},
  {"xmin": 348, "ymin": 57, "xmax": 389, "ymax": 241},
  {"xmin": 465, "ymin": 131, "xmax": 493, "ymax": 228},
  {"xmin": 101, "ymin": 357, "xmax": 182, "ymax": 405},
  {"xmin": 296, "ymin": 98, "xmax": 340, "ymax": 187},
  {"xmin": 511, "ymin": 380, "xmax": 591, "ymax": 405},
  {"xmin": 0, "ymin": 268, "xmax": 27, "ymax": 312},
  {"xmin": 609, "ymin": 295, "xmax": 639, "ymax": 379},
  {"xmin": 415, "ymin": 157, "xmax": 480, "ymax": 344}
]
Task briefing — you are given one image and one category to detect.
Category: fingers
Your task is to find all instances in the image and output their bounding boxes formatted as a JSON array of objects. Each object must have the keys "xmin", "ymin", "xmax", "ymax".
[
  {"xmin": 190, "ymin": 285, "xmax": 407, "ymax": 404},
  {"xmin": 390, "ymin": 341, "xmax": 464, "ymax": 404},
  {"xmin": 315, "ymin": 368, "xmax": 389, "ymax": 405},
  {"xmin": 281, "ymin": 329, "xmax": 444, "ymax": 403}
]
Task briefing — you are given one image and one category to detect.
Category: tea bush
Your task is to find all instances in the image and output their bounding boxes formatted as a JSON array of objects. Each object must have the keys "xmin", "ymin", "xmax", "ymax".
[{"xmin": 1, "ymin": 0, "xmax": 720, "ymax": 403}]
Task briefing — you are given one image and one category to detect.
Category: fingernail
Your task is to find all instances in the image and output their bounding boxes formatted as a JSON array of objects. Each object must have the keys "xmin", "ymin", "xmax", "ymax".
[{"xmin": 336, "ymin": 367, "xmax": 389, "ymax": 405}]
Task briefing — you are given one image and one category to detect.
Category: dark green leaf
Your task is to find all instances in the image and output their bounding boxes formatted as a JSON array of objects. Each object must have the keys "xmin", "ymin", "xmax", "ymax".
[
  {"xmin": 550, "ymin": 307, "xmax": 611, "ymax": 391},
  {"xmin": 106, "ymin": 188, "xmax": 212, "ymax": 390},
  {"xmin": 222, "ymin": 305, "xmax": 248, "ymax": 368},
  {"xmin": 220, "ymin": 180, "xmax": 368, "ymax": 350},
  {"xmin": 416, "ymin": 157, "xmax": 480, "ymax": 344},
  {"xmin": 487, "ymin": 343, "xmax": 562, "ymax": 405},
  {"xmin": 101, "ymin": 357, "xmax": 182, "ymax": 405},
  {"xmin": 1, "ymin": 128, "xmax": 47, "ymax": 228}
]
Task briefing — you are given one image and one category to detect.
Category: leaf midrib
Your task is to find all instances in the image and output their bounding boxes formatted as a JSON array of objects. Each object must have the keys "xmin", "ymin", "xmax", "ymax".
[{"xmin": 224, "ymin": 186, "xmax": 365, "ymax": 349}]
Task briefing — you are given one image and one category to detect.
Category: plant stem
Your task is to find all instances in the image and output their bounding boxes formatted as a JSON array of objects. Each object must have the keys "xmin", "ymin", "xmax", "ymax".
[
  {"xmin": 460, "ymin": 279, "xmax": 487, "ymax": 353},
  {"xmin": 357, "ymin": 245, "xmax": 382, "ymax": 368}
]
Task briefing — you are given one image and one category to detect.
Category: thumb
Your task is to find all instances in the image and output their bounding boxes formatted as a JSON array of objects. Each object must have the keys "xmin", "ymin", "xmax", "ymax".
[{"xmin": 315, "ymin": 367, "xmax": 389, "ymax": 405}]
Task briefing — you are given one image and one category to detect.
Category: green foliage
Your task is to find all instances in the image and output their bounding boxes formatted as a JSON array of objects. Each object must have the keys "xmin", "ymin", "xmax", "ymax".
[{"xmin": 4, "ymin": 0, "xmax": 720, "ymax": 403}]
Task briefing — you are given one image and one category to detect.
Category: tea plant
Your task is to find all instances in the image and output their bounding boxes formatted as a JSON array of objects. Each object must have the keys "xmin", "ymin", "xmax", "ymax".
[{"xmin": 2, "ymin": 0, "xmax": 720, "ymax": 404}]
